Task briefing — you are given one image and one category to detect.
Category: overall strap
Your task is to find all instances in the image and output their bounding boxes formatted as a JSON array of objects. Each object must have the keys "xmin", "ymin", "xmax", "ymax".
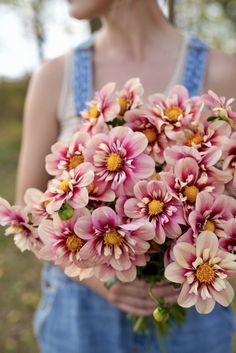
[
  {"xmin": 182, "ymin": 37, "xmax": 209, "ymax": 97},
  {"xmin": 72, "ymin": 37, "xmax": 94, "ymax": 116}
]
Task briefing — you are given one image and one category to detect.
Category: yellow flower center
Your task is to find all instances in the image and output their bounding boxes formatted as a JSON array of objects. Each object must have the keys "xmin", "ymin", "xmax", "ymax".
[
  {"xmin": 196, "ymin": 263, "xmax": 215, "ymax": 284},
  {"xmin": 104, "ymin": 229, "xmax": 124, "ymax": 247},
  {"xmin": 164, "ymin": 106, "xmax": 183, "ymax": 122},
  {"xmin": 186, "ymin": 133, "xmax": 203, "ymax": 147},
  {"xmin": 152, "ymin": 173, "xmax": 161, "ymax": 180},
  {"xmin": 148, "ymin": 200, "xmax": 164, "ymax": 216},
  {"xmin": 143, "ymin": 128, "xmax": 157, "ymax": 144},
  {"xmin": 106, "ymin": 153, "xmax": 123, "ymax": 172},
  {"xmin": 59, "ymin": 179, "xmax": 71, "ymax": 193},
  {"xmin": 68, "ymin": 154, "xmax": 84, "ymax": 170},
  {"xmin": 12, "ymin": 224, "xmax": 26, "ymax": 234},
  {"xmin": 43, "ymin": 199, "xmax": 51, "ymax": 208},
  {"xmin": 87, "ymin": 182, "xmax": 96, "ymax": 194},
  {"xmin": 66, "ymin": 234, "xmax": 84, "ymax": 253},
  {"xmin": 203, "ymin": 220, "xmax": 215, "ymax": 232},
  {"xmin": 184, "ymin": 185, "xmax": 199, "ymax": 203},
  {"xmin": 118, "ymin": 97, "xmax": 128, "ymax": 116},
  {"xmin": 89, "ymin": 103, "xmax": 100, "ymax": 119}
]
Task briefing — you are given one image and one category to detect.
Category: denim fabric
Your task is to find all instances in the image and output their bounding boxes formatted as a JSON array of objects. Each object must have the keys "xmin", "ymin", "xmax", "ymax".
[
  {"xmin": 33, "ymin": 36, "xmax": 236, "ymax": 353},
  {"xmin": 33, "ymin": 264, "xmax": 235, "ymax": 353}
]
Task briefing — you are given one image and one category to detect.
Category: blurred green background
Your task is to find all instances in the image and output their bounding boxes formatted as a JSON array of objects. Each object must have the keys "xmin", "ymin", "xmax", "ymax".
[{"xmin": 0, "ymin": 1, "xmax": 236, "ymax": 353}]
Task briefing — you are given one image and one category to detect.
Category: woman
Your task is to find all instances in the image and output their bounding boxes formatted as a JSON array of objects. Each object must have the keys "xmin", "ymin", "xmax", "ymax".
[{"xmin": 16, "ymin": 1, "xmax": 236, "ymax": 352}]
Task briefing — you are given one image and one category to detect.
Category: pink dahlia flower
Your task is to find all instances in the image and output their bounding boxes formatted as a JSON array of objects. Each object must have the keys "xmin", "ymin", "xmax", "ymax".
[
  {"xmin": 164, "ymin": 145, "xmax": 232, "ymax": 186},
  {"xmin": 183, "ymin": 120, "xmax": 231, "ymax": 153},
  {"xmin": 45, "ymin": 162, "xmax": 94, "ymax": 214},
  {"xmin": 45, "ymin": 131, "xmax": 89, "ymax": 177},
  {"xmin": 24, "ymin": 188, "xmax": 49, "ymax": 225},
  {"xmin": 220, "ymin": 218, "xmax": 236, "ymax": 255},
  {"xmin": 149, "ymin": 85, "xmax": 203, "ymax": 140},
  {"xmin": 202, "ymin": 90, "xmax": 236, "ymax": 126},
  {"xmin": 160, "ymin": 157, "xmax": 219, "ymax": 214},
  {"xmin": 124, "ymin": 180, "xmax": 186, "ymax": 244},
  {"xmin": 124, "ymin": 109, "xmax": 167, "ymax": 164},
  {"xmin": 188, "ymin": 191, "xmax": 232, "ymax": 238},
  {"xmin": 223, "ymin": 132, "xmax": 236, "ymax": 190},
  {"xmin": 0, "ymin": 197, "xmax": 40, "ymax": 252},
  {"xmin": 38, "ymin": 209, "xmax": 93, "ymax": 279},
  {"xmin": 165, "ymin": 232, "xmax": 236, "ymax": 313},
  {"xmin": 84, "ymin": 126, "xmax": 155, "ymax": 196},
  {"xmin": 81, "ymin": 82, "xmax": 120, "ymax": 134},
  {"xmin": 75, "ymin": 206, "xmax": 155, "ymax": 282},
  {"xmin": 87, "ymin": 176, "xmax": 116, "ymax": 203},
  {"xmin": 117, "ymin": 78, "xmax": 144, "ymax": 117}
]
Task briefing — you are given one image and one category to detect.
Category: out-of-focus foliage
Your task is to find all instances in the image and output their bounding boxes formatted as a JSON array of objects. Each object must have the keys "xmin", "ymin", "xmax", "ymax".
[
  {"xmin": 0, "ymin": 78, "xmax": 42, "ymax": 353},
  {"xmin": 175, "ymin": 0, "xmax": 236, "ymax": 54}
]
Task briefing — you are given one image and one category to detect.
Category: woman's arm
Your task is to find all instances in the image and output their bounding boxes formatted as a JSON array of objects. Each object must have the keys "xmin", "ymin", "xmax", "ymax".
[{"xmin": 15, "ymin": 55, "xmax": 65, "ymax": 204}]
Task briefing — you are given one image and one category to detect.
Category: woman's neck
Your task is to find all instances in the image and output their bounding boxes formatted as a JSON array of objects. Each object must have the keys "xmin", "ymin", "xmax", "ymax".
[{"xmin": 95, "ymin": 0, "xmax": 178, "ymax": 62}]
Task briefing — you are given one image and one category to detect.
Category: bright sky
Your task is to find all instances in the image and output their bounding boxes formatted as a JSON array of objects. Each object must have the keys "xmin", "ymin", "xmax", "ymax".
[{"xmin": 0, "ymin": 1, "xmax": 90, "ymax": 79}]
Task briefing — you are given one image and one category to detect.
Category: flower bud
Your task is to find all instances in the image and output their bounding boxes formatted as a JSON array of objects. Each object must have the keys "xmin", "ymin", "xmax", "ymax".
[
  {"xmin": 153, "ymin": 307, "xmax": 169, "ymax": 323},
  {"xmin": 58, "ymin": 204, "xmax": 74, "ymax": 220}
]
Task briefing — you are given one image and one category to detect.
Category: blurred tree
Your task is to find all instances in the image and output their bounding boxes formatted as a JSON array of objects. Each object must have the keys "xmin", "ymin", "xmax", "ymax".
[{"xmin": 0, "ymin": 0, "xmax": 47, "ymax": 61}]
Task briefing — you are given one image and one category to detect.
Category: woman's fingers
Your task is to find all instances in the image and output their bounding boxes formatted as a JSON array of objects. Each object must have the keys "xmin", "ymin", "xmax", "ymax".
[{"xmin": 116, "ymin": 302, "xmax": 155, "ymax": 317}]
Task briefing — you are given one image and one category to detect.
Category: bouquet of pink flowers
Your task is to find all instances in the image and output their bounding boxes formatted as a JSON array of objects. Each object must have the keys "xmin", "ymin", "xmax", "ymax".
[{"xmin": 1, "ymin": 78, "xmax": 236, "ymax": 337}]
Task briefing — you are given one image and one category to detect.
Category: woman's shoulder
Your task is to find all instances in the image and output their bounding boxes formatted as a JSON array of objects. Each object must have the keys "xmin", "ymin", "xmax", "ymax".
[
  {"xmin": 30, "ymin": 52, "xmax": 70, "ymax": 95},
  {"xmin": 205, "ymin": 47, "xmax": 236, "ymax": 100}
]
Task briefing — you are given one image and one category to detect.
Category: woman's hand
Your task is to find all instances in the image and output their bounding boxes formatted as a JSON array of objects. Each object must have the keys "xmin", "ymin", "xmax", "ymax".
[{"xmin": 80, "ymin": 276, "xmax": 180, "ymax": 317}]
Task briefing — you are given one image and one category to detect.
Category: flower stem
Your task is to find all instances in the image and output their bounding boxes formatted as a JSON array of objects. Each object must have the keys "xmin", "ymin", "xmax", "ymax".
[
  {"xmin": 156, "ymin": 327, "xmax": 168, "ymax": 353},
  {"xmin": 133, "ymin": 316, "xmax": 146, "ymax": 333}
]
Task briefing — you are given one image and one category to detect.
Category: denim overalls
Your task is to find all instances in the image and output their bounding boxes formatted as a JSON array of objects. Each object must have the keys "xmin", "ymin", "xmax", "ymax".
[{"xmin": 33, "ymin": 36, "xmax": 236, "ymax": 353}]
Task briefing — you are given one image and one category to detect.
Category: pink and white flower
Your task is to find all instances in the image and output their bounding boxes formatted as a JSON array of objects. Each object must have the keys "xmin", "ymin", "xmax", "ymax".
[
  {"xmin": 84, "ymin": 126, "xmax": 155, "ymax": 196},
  {"xmin": 149, "ymin": 85, "xmax": 203, "ymax": 140},
  {"xmin": 223, "ymin": 132, "xmax": 236, "ymax": 190},
  {"xmin": 81, "ymin": 83, "xmax": 120, "ymax": 134},
  {"xmin": 202, "ymin": 90, "xmax": 236, "ymax": 126},
  {"xmin": 124, "ymin": 109, "xmax": 167, "ymax": 164},
  {"xmin": 183, "ymin": 120, "xmax": 231, "ymax": 153},
  {"xmin": 160, "ymin": 157, "xmax": 218, "ymax": 213},
  {"xmin": 0, "ymin": 197, "xmax": 40, "ymax": 252},
  {"xmin": 188, "ymin": 191, "xmax": 232, "ymax": 238},
  {"xmin": 124, "ymin": 180, "xmax": 186, "ymax": 244},
  {"xmin": 38, "ymin": 209, "xmax": 94, "ymax": 279},
  {"xmin": 117, "ymin": 78, "xmax": 144, "ymax": 116},
  {"xmin": 45, "ymin": 162, "xmax": 94, "ymax": 214},
  {"xmin": 24, "ymin": 188, "xmax": 49, "ymax": 225},
  {"xmin": 87, "ymin": 176, "xmax": 116, "ymax": 203},
  {"xmin": 45, "ymin": 131, "xmax": 89, "ymax": 176},
  {"xmin": 220, "ymin": 218, "xmax": 236, "ymax": 255},
  {"xmin": 164, "ymin": 145, "xmax": 232, "ymax": 187},
  {"xmin": 75, "ymin": 206, "xmax": 155, "ymax": 282},
  {"xmin": 165, "ymin": 232, "xmax": 236, "ymax": 314}
]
